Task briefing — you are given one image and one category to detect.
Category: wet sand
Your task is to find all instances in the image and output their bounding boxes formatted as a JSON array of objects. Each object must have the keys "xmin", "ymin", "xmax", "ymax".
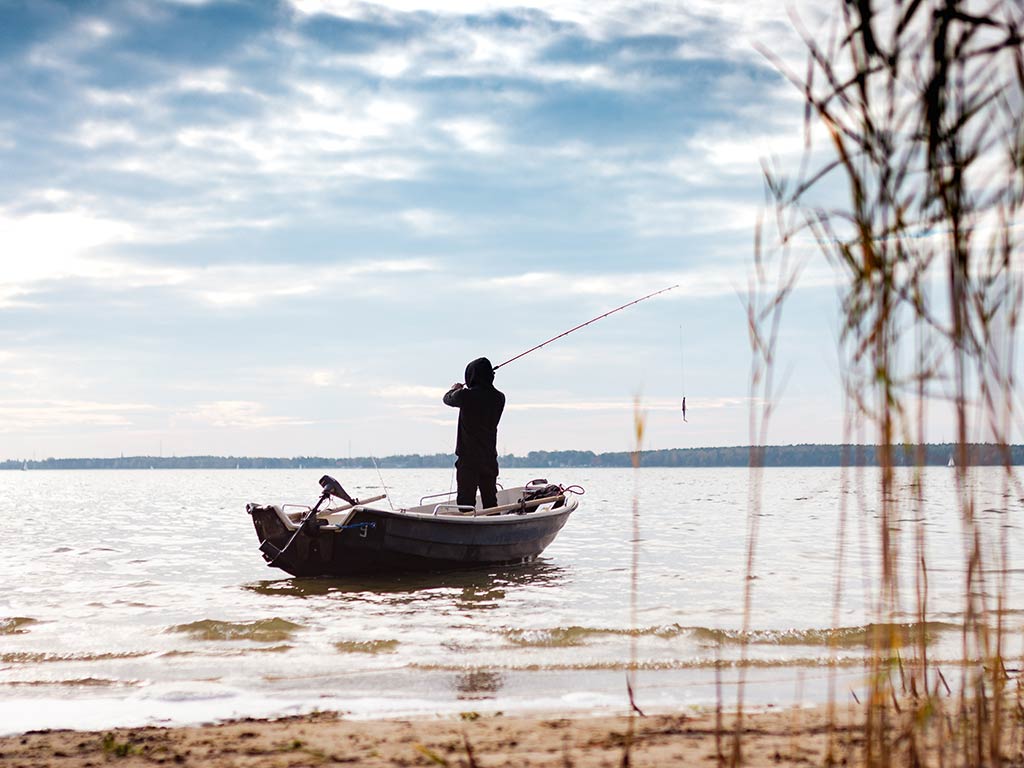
[{"xmin": 1, "ymin": 705, "xmax": 865, "ymax": 767}]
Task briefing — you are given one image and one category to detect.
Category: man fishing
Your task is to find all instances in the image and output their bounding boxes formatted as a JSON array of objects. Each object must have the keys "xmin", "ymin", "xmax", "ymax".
[{"xmin": 444, "ymin": 357, "xmax": 505, "ymax": 511}]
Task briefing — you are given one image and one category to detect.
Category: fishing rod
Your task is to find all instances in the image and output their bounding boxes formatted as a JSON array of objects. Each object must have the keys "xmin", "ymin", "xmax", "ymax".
[{"xmin": 492, "ymin": 284, "xmax": 679, "ymax": 372}]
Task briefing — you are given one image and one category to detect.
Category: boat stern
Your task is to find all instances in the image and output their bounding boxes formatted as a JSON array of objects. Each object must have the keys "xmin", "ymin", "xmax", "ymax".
[{"xmin": 246, "ymin": 503, "xmax": 292, "ymax": 567}]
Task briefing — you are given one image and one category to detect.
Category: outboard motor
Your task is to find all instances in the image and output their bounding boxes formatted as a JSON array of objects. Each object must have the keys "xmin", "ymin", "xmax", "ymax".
[{"xmin": 319, "ymin": 474, "xmax": 355, "ymax": 505}]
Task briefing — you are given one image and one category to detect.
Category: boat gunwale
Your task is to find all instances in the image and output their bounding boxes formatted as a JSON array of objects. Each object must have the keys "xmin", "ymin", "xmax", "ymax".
[
  {"xmin": 342, "ymin": 495, "xmax": 577, "ymax": 526},
  {"xmin": 262, "ymin": 485, "xmax": 579, "ymax": 531}
]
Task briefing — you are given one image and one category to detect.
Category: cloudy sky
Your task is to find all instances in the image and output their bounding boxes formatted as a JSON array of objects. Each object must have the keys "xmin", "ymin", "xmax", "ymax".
[{"xmin": 0, "ymin": 0, "xmax": 915, "ymax": 460}]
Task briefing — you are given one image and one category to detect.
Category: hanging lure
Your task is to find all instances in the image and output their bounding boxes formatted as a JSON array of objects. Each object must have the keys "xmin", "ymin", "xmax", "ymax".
[{"xmin": 679, "ymin": 325, "xmax": 688, "ymax": 423}]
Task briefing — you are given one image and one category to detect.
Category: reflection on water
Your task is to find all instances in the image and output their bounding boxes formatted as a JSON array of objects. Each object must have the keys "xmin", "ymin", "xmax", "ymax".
[
  {"xmin": 454, "ymin": 670, "xmax": 505, "ymax": 699},
  {"xmin": 241, "ymin": 559, "xmax": 567, "ymax": 604}
]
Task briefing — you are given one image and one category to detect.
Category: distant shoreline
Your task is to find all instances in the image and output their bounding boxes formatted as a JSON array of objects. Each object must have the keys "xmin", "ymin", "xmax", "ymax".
[{"xmin": 1, "ymin": 443, "xmax": 1018, "ymax": 469}]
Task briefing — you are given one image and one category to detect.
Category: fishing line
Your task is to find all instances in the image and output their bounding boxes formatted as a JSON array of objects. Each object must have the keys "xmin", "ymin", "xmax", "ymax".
[{"xmin": 371, "ymin": 455, "xmax": 396, "ymax": 511}]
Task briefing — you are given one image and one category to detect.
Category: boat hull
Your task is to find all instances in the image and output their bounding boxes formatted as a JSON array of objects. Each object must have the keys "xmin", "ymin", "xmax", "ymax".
[{"xmin": 247, "ymin": 502, "xmax": 575, "ymax": 577}]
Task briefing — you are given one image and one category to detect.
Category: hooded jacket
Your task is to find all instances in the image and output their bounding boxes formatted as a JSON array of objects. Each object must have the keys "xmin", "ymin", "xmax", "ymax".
[{"xmin": 443, "ymin": 357, "xmax": 505, "ymax": 467}]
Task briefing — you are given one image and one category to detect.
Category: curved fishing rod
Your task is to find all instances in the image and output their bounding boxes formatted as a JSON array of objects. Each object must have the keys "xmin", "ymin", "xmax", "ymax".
[{"xmin": 492, "ymin": 284, "xmax": 679, "ymax": 372}]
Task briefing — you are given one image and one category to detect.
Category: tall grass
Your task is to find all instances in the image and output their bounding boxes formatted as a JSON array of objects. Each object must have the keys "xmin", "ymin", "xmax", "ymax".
[
  {"xmin": 621, "ymin": 397, "xmax": 646, "ymax": 768},
  {"xmin": 744, "ymin": 1, "xmax": 1024, "ymax": 765}
]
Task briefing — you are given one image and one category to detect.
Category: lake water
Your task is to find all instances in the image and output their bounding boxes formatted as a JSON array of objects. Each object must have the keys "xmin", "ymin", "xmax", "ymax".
[{"xmin": 1, "ymin": 466, "xmax": 1020, "ymax": 734}]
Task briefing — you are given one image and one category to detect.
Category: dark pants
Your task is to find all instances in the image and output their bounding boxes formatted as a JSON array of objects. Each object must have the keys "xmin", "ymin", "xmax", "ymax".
[{"xmin": 456, "ymin": 459, "xmax": 498, "ymax": 510}]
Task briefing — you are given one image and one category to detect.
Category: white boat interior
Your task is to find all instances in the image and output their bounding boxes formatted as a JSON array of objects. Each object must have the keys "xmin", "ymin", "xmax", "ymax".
[{"xmin": 272, "ymin": 485, "xmax": 573, "ymax": 532}]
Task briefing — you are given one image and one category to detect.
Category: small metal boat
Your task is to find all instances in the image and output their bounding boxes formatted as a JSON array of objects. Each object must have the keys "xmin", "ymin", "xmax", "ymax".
[{"xmin": 247, "ymin": 475, "xmax": 580, "ymax": 577}]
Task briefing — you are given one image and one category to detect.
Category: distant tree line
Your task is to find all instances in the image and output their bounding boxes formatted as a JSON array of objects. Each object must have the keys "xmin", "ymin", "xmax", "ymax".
[{"xmin": 1, "ymin": 444, "xmax": 1019, "ymax": 470}]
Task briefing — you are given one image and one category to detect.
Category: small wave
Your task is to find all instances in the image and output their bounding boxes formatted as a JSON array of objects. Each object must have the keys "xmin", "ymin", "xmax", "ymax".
[
  {"xmin": 0, "ymin": 617, "xmax": 38, "ymax": 635},
  {"xmin": 690, "ymin": 622, "xmax": 959, "ymax": 648},
  {"xmin": 0, "ymin": 651, "xmax": 149, "ymax": 665},
  {"xmin": 158, "ymin": 645, "xmax": 293, "ymax": 658},
  {"xmin": 6, "ymin": 677, "xmax": 137, "ymax": 688},
  {"xmin": 500, "ymin": 622, "xmax": 959, "ymax": 650},
  {"xmin": 504, "ymin": 624, "xmax": 686, "ymax": 647},
  {"xmin": 252, "ymin": 644, "xmax": 293, "ymax": 654},
  {"xmin": 506, "ymin": 627, "xmax": 622, "ymax": 647},
  {"xmin": 410, "ymin": 657, "xmax": 871, "ymax": 672},
  {"xmin": 167, "ymin": 618, "xmax": 303, "ymax": 643},
  {"xmin": 334, "ymin": 639, "xmax": 399, "ymax": 654}
]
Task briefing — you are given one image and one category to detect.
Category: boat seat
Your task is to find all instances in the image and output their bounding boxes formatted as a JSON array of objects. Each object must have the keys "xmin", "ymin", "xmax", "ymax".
[{"xmin": 432, "ymin": 503, "xmax": 478, "ymax": 516}]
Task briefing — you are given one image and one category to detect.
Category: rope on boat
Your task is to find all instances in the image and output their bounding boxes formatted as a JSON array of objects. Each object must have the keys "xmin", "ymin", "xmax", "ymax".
[{"xmin": 332, "ymin": 521, "xmax": 377, "ymax": 532}]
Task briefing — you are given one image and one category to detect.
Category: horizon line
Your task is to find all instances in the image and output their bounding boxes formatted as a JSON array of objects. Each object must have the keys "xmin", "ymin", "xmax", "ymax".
[{"xmin": 0, "ymin": 441, "xmax": 1005, "ymax": 465}]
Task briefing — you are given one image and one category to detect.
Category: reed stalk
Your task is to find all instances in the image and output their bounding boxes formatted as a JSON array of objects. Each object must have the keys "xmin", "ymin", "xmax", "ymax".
[{"xmin": 621, "ymin": 397, "xmax": 646, "ymax": 767}]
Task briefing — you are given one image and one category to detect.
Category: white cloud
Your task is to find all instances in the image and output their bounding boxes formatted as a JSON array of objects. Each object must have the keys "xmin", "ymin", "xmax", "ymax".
[
  {"xmin": 0, "ymin": 211, "xmax": 156, "ymax": 304},
  {"xmin": 74, "ymin": 120, "xmax": 141, "ymax": 149},
  {"xmin": 285, "ymin": 0, "xmax": 815, "ymax": 70},
  {"xmin": 0, "ymin": 205, "xmax": 437, "ymax": 305},
  {"xmin": 375, "ymin": 384, "xmax": 445, "ymax": 400},
  {"xmin": 399, "ymin": 208, "xmax": 457, "ymax": 236},
  {"xmin": 283, "ymin": 1, "xmax": 683, "ymax": 39},
  {"xmin": 32, "ymin": 188, "xmax": 74, "ymax": 205},
  {"xmin": 346, "ymin": 50, "xmax": 413, "ymax": 78},
  {"xmin": 176, "ymin": 67, "xmax": 236, "ymax": 94},
  {"xmin": 82, "ymin": 87, "xmax": 141, "ymax": 107},
  {"xmin": 0, "ymin": 212, "xmax": 132, "ymax": 277},
  {"xmin": 175, "ymin": 401, "xmax": 313, "ymax": 429},
  {"xmin": 309, "ymin": 370, "xmax": 337, "ymax": 387},
  {"xmin": 412, "ymin": 415, "xmax": 457, "ymax": 426},
  {"xmin": 626, "ymin": 195, "xmax": 763, "ymax": 239},
  {"xmin": 0, "ymin": 400, "xmax": 155, "ymax": 431},
  {"xmin": 288, "ymin": 3, "xmax": 668, "ymax": 91},
  {"xmin": 26, "ymin": 15, "xmax": 120, "ymax": 70},
  {"xmin": 190, "ymin": 258, "xmax": 438, "ymax": 306},
  {"xmin": 64, "ymin": 76, "xmax": 428, "ymax": 222},
  {"xmin": 440, "ymin": 117, "xmax": 503, "ymax": 154},
  {"xmin": 472, "ymin": 268, "xmax": 743, "ymax": 301},
  {"xmin": 468, "ymin": 259, "xmax": 847, "ymax": 308}
]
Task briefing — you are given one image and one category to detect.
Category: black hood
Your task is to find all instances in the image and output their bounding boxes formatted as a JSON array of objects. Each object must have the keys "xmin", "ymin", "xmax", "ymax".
[{"xmin": 465, "ymin": 357, "xmax": 495, "ymax": 387}]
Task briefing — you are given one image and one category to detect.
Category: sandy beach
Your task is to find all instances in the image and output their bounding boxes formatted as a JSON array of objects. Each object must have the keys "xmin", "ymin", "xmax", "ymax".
[{"xmin": 0, "ymin": 705, "xmax": 868, "ymax": 767}]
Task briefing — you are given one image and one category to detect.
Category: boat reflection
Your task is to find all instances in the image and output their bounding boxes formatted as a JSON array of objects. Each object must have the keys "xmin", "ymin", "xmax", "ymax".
[{"xmin": 242, "ymin": 560, "xmax": 567, "ymax": 605}]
